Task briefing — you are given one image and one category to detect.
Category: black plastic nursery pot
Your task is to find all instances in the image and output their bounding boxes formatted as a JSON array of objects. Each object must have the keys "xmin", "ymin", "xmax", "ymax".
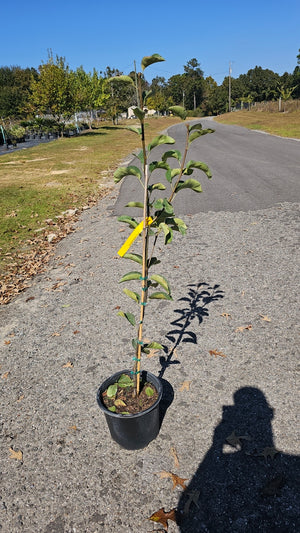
[{"xmin": 97, "ymin": 370, "xmax": 163, "ymax": 450}]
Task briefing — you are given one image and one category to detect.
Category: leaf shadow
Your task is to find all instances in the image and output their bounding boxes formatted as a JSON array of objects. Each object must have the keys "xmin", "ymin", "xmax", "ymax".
[{"xmin": 159, "ymin": 282, "xmax": 224, "ymax": 378}]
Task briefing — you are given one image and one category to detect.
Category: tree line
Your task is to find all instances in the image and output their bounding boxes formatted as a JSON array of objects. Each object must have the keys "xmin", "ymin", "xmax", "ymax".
[{"xmin": 0, "ymin": 49, "xmax": 299, "ymax": 126}]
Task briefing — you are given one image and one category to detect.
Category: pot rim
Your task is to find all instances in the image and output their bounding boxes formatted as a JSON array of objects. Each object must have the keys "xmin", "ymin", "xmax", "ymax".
[{"xmin": 97, "ymin": 369, "xmax": 163, "ymax": 419}]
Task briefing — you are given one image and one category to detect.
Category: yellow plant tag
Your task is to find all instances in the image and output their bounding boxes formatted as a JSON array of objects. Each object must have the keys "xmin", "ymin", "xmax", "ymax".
[{"xmin": 118, "ymin": 217, "xmax": 153, "ymax": 257}]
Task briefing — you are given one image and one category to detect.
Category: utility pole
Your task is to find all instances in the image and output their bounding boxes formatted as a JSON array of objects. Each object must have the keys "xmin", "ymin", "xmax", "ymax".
[
  {"xmin": 229, "ymin": 61, "xmax": 232, "ymax": 112},
  {"xmin": 182, "ymin": 90, "xmax": 185, "ymax": 109},
  {"xmin": 134, "ymin": 60, "xmax": 140, "ymax": 108}
]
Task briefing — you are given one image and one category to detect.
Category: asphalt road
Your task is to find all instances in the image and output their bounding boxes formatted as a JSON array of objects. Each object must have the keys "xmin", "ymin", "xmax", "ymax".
[{"xmin": 112, "ymin": 119, "xmax": 300, "ymax": 216}]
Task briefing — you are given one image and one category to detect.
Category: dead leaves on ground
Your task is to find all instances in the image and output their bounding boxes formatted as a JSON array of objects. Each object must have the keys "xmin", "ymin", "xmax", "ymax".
[
  {"xmin": 209, "ymin": 349, "xmax": 226, "ymax": 358},
  {"xmin": 235, "ymin": 324, "xmax": 253, "ymax": 332},
  {"xmin": 62, "ymin": 361, "xmax": 73, "ymax": 368},
  {"xmin": 170, "ymin": 446, "xmax": 180, "ymax": 469},
  {"xmin": 148, "ymin": 507, "xmax": 177, "ymax": 530},
  {"xmin": 9, "ymin": 447, "xmax": 23, "ymax": 461},
  {"xmin": 0, "ymin": 204, "xmax": 86, "ymax": 305},
  {"xmin": 155, "ymin": 471, "xmax": 188, "ymax": 491},
  {"xmin": 226, "ymin": 430, "xmax": 252, "ymax": 448},
  {"xmin": 179, "ymin": 381, "xmax": 191, "ymax": 392}
]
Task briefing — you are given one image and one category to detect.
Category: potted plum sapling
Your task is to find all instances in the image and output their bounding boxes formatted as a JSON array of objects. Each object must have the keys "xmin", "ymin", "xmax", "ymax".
[{"xmin": 97, "ymin": 54, "xmax": 214, "ymax": 449}]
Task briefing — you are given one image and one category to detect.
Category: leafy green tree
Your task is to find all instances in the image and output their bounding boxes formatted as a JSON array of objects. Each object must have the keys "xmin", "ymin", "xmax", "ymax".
[
  {"xmin": 104, "ymin": 67, "xmax": 135, "ymax": 123},
  {"xmin": 0, "ymin": 66, "xmax": 38, "ymax": 118},
  {"xmin": 147, "ymin": 76, "xmax": 173, "ymax": 114},
  {"xmin": 30, "ymin": 52, "xmax": 74, "ymax": 133},
  {"xmin": 292, "ymin": 49, "xmax": 300, "ymax": 99},
  {"xmin": 237, "ymin": 66, "xmax": 280, "ymax": 102}
]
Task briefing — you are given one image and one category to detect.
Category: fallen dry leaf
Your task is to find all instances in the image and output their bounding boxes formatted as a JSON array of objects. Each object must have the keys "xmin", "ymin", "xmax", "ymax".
[
  {"xmin": 209, "ymin": 349, "xmax": 226, "ymax": 358},
  {"xmin": 226, "ymin": 430, "xmax": 251, "ymax": 448},
  {"xmin": 259, "ymin": 314, "xmax": 271, "ymax": 322},
  {"xmin": 146, "ymin": 348, "xmax": 160, "ymax": 358},
  {"xmin": 4, "ymin": 340, "xmax": 11, "ymax": 345},
  {"xmin": 221, "ymin": 312, "xmax": 231, "ymax": 320},
  {"xmin": 2, "ymin": 371, "xmax": 10, "ymax": 379},
  {"xmin": 62, "ymin": 361, "xmax": 73, "ymax": 368},
  {"xmin": 25, "ymin": 296, "xmax": 35, "ymax": 302},
  {"xmin": 179, "ymin": 381, "xmax": 191, "ymax": 392},
  {"xmin": 148, "ymin": 507, "xmax": 177, "ymax": 529},
  {"xmin": 9, "ymin": 447, "xmax": 23, "ymax": 461},
  {"xmin": 51, "ymin": 332, "xmax": 61, "ymax": 337},
  {"xmin": 155, "ymin": 471, "xmax": 188, "ymax": 490},
  {"xmin": 235, "ymin": 324, "xmax": 252, "ymax": 332},
  {"xmin": 259, "ymin": 446, "xmax": 280, "ymax": 460},
  {"xmin": 68, "ymin": 425, "xmax": 78, "ymax": 431},
  {"xmin": 183, "ymin": 490, "xmax": 200, "ymax": 515},
  {"xmin": 170, "ymin": 446, "xmax": 180, "ymax": 469},
  {"xmin": 73, "ymin": 330, "xmax": 80, "ymax": 334},
  {"xmin": 17, "ymin": 394, "xmax": 25, "ymax": 402}
]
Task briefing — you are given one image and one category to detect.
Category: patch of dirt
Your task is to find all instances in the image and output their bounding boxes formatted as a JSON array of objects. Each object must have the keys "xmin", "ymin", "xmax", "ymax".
[{"xmin": 50, "ymin": 170, "xmax": 70, "ymax": 175}]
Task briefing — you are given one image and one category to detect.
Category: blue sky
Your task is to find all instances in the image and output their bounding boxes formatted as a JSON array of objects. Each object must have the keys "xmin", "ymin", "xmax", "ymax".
[{"xmin": 1, "ymin": 0, "xmax": 299, "ymax": 85}]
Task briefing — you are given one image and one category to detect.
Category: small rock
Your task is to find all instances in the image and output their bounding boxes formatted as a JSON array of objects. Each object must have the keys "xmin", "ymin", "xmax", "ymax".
[
  {"xmin": 62, "ymin": 209, "xmax": 78, "ymax": 217},
  {"xmin": 47, "ymin": 233, "xmax": 57, "ymax": 243}
]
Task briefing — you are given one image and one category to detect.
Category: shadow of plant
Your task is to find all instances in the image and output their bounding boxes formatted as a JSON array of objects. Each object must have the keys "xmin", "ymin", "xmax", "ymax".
[{"xmin": 159, "ymin": 282, "xmax": 224, "ymax": 378}]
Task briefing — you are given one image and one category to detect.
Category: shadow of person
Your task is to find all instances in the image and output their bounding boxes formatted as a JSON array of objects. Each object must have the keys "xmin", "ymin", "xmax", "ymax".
[{"xmin": 177, "ymin": 387, "xmax": 299, "ymax": 532}]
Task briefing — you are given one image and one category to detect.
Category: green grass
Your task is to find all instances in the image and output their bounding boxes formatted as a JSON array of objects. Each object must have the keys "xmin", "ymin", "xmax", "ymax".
[{"xmin": 0, "ymin": 117, "xmax": 182, "ymax": 290}]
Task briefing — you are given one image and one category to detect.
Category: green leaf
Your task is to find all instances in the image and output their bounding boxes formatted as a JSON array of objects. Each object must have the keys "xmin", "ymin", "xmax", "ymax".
[
  {"xmin": 108, "ymin": 406, "xmax": 117, "ymax": 412},
  {"xmin": 149, "ymin": 291, "xmax": 173, "ymax": 300},
  {"xmin": 148, "ymin": 257, "xmax": 161, "ymax": 268},
  {"xmin": 188, "ymin": 130, "xmax": 203, "ymax": 143},
  {"xmin": 117, "ymin": 215, "xmax": 138, "ymax": 228},
  {"xmin": 175, "ymin": 179, "xmax": 202, "ymax": 193},
  {"xmin": 150, "ymin": 274, "xmax": 171, "ymax": 294},
  {"xmin": 154, "ymin": 198, "xmax": 164, "ymax": 210},
  {"xmin": 119, "ymin": 271, "xmax": 141, "ymax": 283},
  {"xmin": 114, "ymin": 399, "xmax": 126, "ymax": 407},
  {"xmin": 107, "ymin": 383, "xmax": 118, "ymax": 398},
  {"xmin": 114, "ymin": 166, "xmax": 141, "ymax": 183},
  {"xmin": 149, "ymin": 161, "xmax": 170, "ymax": 173},
  {"xmin": 123, "ymin": 252, "xmax": 143, "ymax": 264},
  {"xmin": 173, "ymin": 217, "xmax": 187, "ymax": 235},
  {"xmin": 145, "ymin": 386, "xmax": 154, "ymax": 397},
  {"xmin": 185, "ymin": 160, "xmax": 212, "ymax": 179},
  {"xmin": 123, "ymin": 288, "xmax": 140, "ymax": 303},
  {"xmin": 148, "ymin": 134, "xmax": 175, "ymax": 152},
  {"xmin": 189, "ymin": 122, "xmax": 203, "ymax": 132},
  {"xmin": 108, "ymin": 75, "xmax": 134, "ymax": 85},
  {"xmin": 117, "ymin": 310, "xmax": 136, "ymax": 326},
  {"xmin": 144, "ymin": 342, "xmax": 164, "ymax": 350},
  {"xmin": 141, "ymin": 53, "xmax": 165, "ymax": 71},
  {"xmin": 133, "ymin": 107, "xmax": 145, "ymax": 121},
  {"xmin": 143, "ymin": 89, "xmax": 152, "ymax": 104},
  {"xmin": 166, "ymin": 168, "xmax": 181, "ymax": 183},
  {"xmin": 169, "ymin": 105, "xmax": 187, "ymax": 120},
  {"xmin": 163, "ymin": 199, "xmax": 174, "ymax": 214},
  {"xmin": 189, "ymin": 127, "xmax": 214, "ymax": 142},
  {"xmin": 148, "ymin": 183, "xmax": 166, "ymax": 192},
  {"xmin": 118, "ymin": 374, "xmax": 134, "ymax": 388},
  {"xmin": 125, "ymin": 201, "xmax": 144, "ymax": 209},
  {"xmin": 126, "ymin": 126, "xmax": 142, "ymax": 135},
  {"xmin": 159, "ymin": 222, "xmax": 173, "ymax": 244},
  {"xmin": 162, "ymin": 149, "xmax": 182, "ymax": 162}
]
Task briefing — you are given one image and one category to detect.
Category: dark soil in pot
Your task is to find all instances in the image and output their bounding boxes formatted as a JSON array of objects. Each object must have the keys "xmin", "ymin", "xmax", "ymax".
[{"xmin": 101, "ymin": 373, "xmax": 159, "ymax": 415}]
